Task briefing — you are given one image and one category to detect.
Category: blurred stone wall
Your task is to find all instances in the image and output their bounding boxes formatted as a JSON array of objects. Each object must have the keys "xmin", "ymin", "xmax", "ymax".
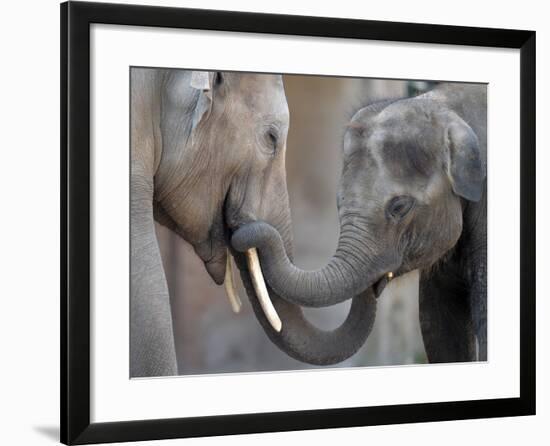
[{"xmin": 156, "ymin": 74, "xmax": 429, "ymax": 375}]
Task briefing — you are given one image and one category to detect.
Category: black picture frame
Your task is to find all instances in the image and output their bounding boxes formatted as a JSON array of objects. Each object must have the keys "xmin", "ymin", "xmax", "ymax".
[{"xmin": 61, "ymin": 1, "xmax": 536, "ymax": 444}]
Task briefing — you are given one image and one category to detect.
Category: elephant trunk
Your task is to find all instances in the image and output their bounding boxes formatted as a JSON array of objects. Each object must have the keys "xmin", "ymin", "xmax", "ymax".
[
  {"xmin": 231, "ymin": 218, "xmax": 399, "ymax": 308},
  {"xmin": 232, "ymin": 250, "xmax": 377, "ymax": 365}
]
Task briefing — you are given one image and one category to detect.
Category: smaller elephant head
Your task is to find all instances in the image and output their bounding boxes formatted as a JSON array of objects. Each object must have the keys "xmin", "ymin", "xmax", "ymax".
[
  {"xmin": 232, "ymin": 89, "xmax": 486, "ymax": 308},
  {"xmin": 338, "ymin": 97, "xmax": 486, "ymax": 284}
]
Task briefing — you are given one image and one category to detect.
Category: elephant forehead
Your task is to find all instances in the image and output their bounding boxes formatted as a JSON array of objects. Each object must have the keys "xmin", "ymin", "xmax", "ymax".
[
  {"xmin": 368, "ymin": 122, "xmax": 441, "ymax": 181},
  {"xmin": 233, "ymin": 76, "xmax": 288, "ymax": 120},
  {"xmin": 237, "ymin": 74, "xmax": 284, "ymax": 97}
]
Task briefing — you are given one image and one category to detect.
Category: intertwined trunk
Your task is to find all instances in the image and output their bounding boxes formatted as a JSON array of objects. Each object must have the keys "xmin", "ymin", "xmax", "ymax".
[
  {"xmin": 232, "ymin": 251, "xmax": 377, "ymax": 365},
  {"xmin": 232, "ymin": 220, "xmax": 398, "ymax": 308}
]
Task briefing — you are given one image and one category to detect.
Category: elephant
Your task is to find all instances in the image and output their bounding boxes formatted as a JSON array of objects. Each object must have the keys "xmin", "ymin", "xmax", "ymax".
[
  {"xmin": 232, "ymin": 82, "xmax": 487, "ymax": 363},
  {"xmin": 130, "ymin": 68, "xmax": 377, "ymax": 377}
]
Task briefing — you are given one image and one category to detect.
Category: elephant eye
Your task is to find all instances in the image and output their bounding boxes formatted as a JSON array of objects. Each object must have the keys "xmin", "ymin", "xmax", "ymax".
[
  {"xmin": 268, "ymin": 130, "xmax": 277, "ymax": 146},
  {"xmin": 386, "ymin": 195, "xmax": 415, "ymax": 221},
  {"xmin": 264, "ymin": 128, "xmax": 279, "ymax": 155}
]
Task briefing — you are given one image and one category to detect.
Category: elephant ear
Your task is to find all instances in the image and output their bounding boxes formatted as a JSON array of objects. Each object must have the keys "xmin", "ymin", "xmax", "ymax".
[
  {"xmin": 444, "ymin": 113, "xmax": 486, "ymax": 202},
  {"xmin": 189, "ymin": 71, "xmax": 214, "ymax": 136}
]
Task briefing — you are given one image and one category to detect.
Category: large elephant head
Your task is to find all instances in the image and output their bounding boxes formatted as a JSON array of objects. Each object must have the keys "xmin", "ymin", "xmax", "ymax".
[
  {"xmin": 152, "ymin": 70, "xmax": 376, "ymax": 365},
  {"xmin": 232, "ymin": 86, "xmax": 486, "ymax": 317},
  {"xmin": 153, "ymin": 71, "xmax": 292, "ymax": 285}
]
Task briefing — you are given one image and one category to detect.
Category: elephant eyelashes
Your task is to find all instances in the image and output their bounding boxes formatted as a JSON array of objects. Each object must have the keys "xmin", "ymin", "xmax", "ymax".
[
  {"xmin": 264, "ymin": 128, "xmax": 279, "ymax": 155},
  {"xmin": 268, "ymin": 130, "xmax": 277, "ymax": 146},
  {"xmin": 386, "ymin": 195, "xmax": 416, "ymax": 221}
]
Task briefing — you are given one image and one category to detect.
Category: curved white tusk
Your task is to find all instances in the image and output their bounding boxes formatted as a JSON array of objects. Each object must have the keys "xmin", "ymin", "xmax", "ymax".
[
  {"xmin": 245, "ymin": 248, "xmax": 282, "ymax": 332},
  {"xmin": 224, "ymin": 251, "xmax": 242, "ymax": 314},
  {"xmin": 387, "ymin": 271, "xmax": 394, "ymax": 281}
]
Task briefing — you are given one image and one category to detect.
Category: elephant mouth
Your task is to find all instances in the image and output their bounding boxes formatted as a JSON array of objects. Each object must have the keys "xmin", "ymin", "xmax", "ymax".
[
  {"xmin": 223, "ymin": 246, "xmax": 282, "ymax": 332},
  {"xmin": 373, "ymin": 271, "xmax": 397, "ymax": 298},
  {"xmin": 373, "ymin": 276, "xmax": 388, "ymax": 298},
  {"xmin": 221, "ymin": 216, "xmax": 283, "ymax": 332}
]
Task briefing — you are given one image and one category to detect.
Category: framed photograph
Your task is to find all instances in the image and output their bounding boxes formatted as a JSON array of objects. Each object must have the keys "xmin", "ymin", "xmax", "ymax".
[{"xmin": 61, "ymin": 1, "xmax": 535, "ymax": 444}]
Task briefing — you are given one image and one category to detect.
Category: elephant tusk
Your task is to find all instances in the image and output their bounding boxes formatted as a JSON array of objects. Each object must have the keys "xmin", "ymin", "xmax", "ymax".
[
  {"xmin": 245, "ymin": 248, "xmax": 282, "ymax": 332},
  {"xmin": 224, "ymin": 251, "xmax": 242, "ymax": 314},
  {"xmin": 387, "ymin": 271, "xmax": 394, "ymax": 281}
]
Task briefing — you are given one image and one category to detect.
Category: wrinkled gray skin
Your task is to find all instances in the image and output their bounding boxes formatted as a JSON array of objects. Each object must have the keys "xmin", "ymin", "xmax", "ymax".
[
  {"xmin": 233, "ymin": 83, "xmax": 487, "ymax": 362},
  {"xmin": 131, "ymin": 68, "xmax": 376, "ymax": 376}
]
